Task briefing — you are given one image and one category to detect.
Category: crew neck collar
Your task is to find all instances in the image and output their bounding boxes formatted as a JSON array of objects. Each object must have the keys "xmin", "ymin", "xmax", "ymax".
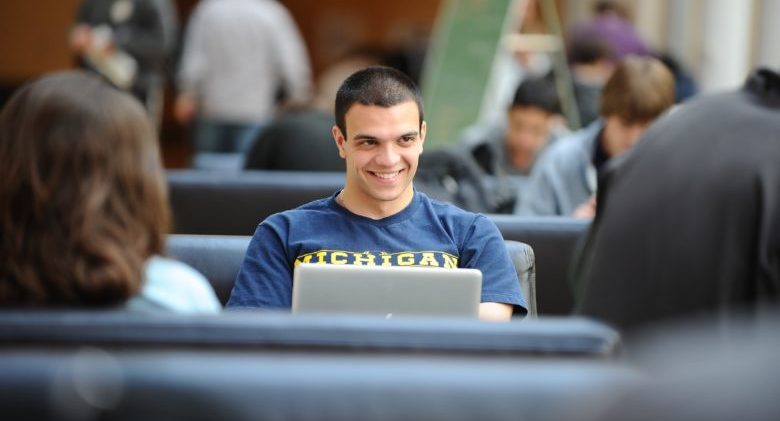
[{"xmin": 329, "ymin": 190, "xmax": 422, "ymax": 226}]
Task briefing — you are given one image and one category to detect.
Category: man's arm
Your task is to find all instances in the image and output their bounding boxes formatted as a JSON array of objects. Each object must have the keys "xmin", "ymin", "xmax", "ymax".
[
  {"xmin": 461, "ymin": 215, "xmax": 527, "ymax": 319},
  {"xmin": 227, "ymin": 221, "xmax": 293, "ymax": 309},
  {"xmin": 479, "ymin": 302, "xmax": 513, "ymax": 322}
]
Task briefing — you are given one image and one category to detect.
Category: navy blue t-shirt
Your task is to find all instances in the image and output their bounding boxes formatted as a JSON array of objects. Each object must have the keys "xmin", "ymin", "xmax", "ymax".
[{"xmin": 227, "ymin": 191, "xmax": 526, "ymax": 313}]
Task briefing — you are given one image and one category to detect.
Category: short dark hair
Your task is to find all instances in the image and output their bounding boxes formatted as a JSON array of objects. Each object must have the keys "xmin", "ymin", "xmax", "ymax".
[
  {"xmin": 0, "ymin": 71, "xmax": 170, "ymax": 306},
  {"xmin": 510, "ymin": 77, "xmax": 561, "ymax": 115},
  {"xmin": 568, "ymin": 35, "xmax": 614, "ymax": 65},
  {"xmin": 594, "ymin": 0, "xmax": 630, "ymax": 19},
  {"xmin": 334, "ymin": 66, "xmax": 424, "ymax": 137}
]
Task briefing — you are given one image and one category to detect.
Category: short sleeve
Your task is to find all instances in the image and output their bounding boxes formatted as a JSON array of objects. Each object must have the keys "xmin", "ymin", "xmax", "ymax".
[
  {"xmin": 460, "ymin": 215, "xmax": 527, "ymax": 314},
  {"xmin": 227, "ymin": 219, "xmax": 294, "ymax": 309}
]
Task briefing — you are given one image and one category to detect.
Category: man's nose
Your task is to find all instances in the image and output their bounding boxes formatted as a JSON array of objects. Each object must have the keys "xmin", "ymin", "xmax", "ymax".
[{"xmin": 375, "ymin": 143, "xmax": 401, "ymax": 166}]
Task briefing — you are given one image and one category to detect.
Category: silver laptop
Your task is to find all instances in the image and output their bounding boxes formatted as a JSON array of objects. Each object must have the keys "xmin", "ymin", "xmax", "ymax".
[{"xmin": 292, "ymin": 263, "xmax": 482, "ymax": 318}]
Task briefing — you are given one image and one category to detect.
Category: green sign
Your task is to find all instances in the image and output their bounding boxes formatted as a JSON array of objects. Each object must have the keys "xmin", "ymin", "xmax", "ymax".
[{"xmin": 421, "ymin": 0, "xmax": 518, "ymax": 149}]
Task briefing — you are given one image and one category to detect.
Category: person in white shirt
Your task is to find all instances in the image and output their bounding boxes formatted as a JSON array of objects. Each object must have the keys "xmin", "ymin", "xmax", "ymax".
[{"xmin": 175, "ymin": 0, "xmax": 312, "ymax": 167}]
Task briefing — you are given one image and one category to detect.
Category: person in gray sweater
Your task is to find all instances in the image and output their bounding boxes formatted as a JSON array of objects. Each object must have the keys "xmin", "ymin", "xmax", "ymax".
[{"xmin": 514, "ymin": 56, "xmax": 675, "ymax": 217}]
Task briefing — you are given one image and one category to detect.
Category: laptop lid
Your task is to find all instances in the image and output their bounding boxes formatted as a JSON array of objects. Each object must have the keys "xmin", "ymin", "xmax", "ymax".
[{"xmin": 292, "ymin": 264, "xmax": 482, "ymax": 318}]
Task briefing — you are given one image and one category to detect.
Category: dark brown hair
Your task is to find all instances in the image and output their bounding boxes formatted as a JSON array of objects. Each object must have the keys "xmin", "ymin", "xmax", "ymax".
[
  {"xmin": 600, "ymin": 56, "xmax": 676, "ymax": 124},
  {"xmin": 334, "ymin": 66, "xmax": 424, "ymax": 137},
  {"xmin": 0, "ymin": 71, "xmax": 170, "ymax": 307}
]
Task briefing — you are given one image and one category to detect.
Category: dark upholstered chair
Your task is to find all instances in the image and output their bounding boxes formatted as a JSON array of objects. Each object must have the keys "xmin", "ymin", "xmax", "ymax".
[
  {"xmin": 167, "ymin": 170, "xmax": 346, "ymax": 236},
  {"xmin": 490, "ymin": 216, "xmax": 590, "ymax": 315},
  {"xmin": 243, "ymin": 110, "xmax": 344, "ymax": 171},
  {"xmin": 165, "ymin": 235, "xmax": 538, "ymax": 317},
  {"xmin": 167, "ymin": 170, "xmax": 455, "ymax": 235}
]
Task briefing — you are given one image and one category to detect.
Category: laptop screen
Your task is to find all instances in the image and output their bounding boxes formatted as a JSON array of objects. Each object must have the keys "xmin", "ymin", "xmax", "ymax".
[{"xmin": 292, "ymin": 263, "xmax": 482, "ymax": 318}]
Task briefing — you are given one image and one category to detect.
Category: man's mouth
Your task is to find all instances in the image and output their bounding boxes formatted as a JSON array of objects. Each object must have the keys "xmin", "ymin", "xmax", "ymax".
[{"xmin": 368, "ymin": 170, "xmax": 403, "ymax": 180}]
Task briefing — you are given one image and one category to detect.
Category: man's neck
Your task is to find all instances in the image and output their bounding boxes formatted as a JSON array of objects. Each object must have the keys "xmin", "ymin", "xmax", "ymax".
[{"xmin": 337, "ymin": 186, "xmax": 415, "ymax": 220}]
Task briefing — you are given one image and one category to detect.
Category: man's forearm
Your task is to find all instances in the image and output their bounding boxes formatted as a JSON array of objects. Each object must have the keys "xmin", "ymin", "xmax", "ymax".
[{"xmin": 479, "ymin": 302, "xmax": 513, "ymax": 322}]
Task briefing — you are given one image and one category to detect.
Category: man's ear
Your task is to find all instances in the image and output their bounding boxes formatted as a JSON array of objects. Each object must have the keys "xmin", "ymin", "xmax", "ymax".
[
  {"xmin": 332, "ymin": 125, "xmax": 347, "ymax": 159},
  {"xmin": 419, "ymin": 121, "xmax": 427, "ymax": 152}
]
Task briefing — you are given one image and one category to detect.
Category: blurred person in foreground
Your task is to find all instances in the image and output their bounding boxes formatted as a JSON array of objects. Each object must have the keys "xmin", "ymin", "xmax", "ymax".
[
  {"xmin": 573, "ymin": 68, "xmax": 780, "ymax": 332},
  {"xmin": 175, "ymin": 0, "xmax": 311, "ymax": 166},
  {"xmin": 227, "ymin": 67, "xmax": 526, "ymax": 321},
  {"xmin": 0, "ymin": 71, "xmax": 220, "ymax": 312},
  {"xmin": 515, "ymin": 56, "xmax": 675, "ymax": 217}
]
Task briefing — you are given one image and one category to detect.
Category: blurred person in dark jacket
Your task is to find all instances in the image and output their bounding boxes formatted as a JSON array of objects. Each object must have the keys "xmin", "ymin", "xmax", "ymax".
[
  {"xmin": 515, "ymin": 56, "xmax": 675, "ymax": 218},
  {"xmin": 574, "ymin": 68, "xmax": 780, "ymax": 331}
]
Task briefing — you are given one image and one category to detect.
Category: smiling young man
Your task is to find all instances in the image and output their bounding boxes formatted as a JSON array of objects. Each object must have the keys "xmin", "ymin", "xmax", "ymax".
[{"xmin": 227, "ymin": 66, "xmax": 526, "ymax": 321}]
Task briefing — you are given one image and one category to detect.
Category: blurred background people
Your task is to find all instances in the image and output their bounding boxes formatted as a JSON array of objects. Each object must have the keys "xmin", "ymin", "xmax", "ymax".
[
  {"xmin": 462, "ymin": 76, "xmax": 563, "ymax": 177},
  {"xmin": 658, "ymin": 52, "xmax": 698, "ymax": 103},
  {"xmin": 0, "ymin": 71, "xmax": 220, "ymax": 312},
  {"xmin": 564, "ymin": 0, "xmax": 653, "ymax": 129},
  {"xmin": 458, "ymin": 76, "xmax": 564, "ymax": 212},
  {"xmin": 569, "ymin": 0, "xmax": 650, "ymax": 62},
  {"xmin": 515, "ymin": 55, "xmax": 675, "ymax": 218},
  {"xmin": 573, "ymin": 68, "xmax": 780, "ymax": 332},
  {"xmin": 69, "ymin": 0, "xmax": 171, "ymax": 125},
  {"xmin": 175, "ymin": 0, "xmax": 312, "ymax": 169},
  {"xmin": 566, "ymin": 35, "xmax": 615, "ymax": 128}
]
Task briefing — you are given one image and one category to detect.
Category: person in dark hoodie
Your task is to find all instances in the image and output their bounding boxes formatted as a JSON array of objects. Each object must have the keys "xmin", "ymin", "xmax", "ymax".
[{"xmin": 574, "ymin": 68, "xmax": 780, "ymax": 332}]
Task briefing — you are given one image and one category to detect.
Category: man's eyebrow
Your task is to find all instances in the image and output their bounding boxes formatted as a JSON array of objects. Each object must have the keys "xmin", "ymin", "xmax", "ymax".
[
  {"xmin": 352, "ymin": 134, "xmax": 378, "ymax": 141},
  {"xmin": 351, "ymin": 131, "xmax": 419, "ymax": 141}
]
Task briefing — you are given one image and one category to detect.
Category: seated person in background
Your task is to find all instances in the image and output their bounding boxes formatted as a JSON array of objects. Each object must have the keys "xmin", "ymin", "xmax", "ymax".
[
  {"xmin": 458, "ymin": 77, "xmax": 563, "ymax": 212},
  {"xmin": 461, "ymin": 76, "xmax": 562, "ymax": 178},
  {"xmin": 573, "ymin": 68, "xmax": 780, "ymax": 332},
  {"xmin": 515, "ymin": 56, "xmax": 675, "ymax": 217},
  {"xmin": 0, "ymin": 71, "xmax": 220, "ymax": 312},
  {"xmin": 567, "ymin": 35, "xmax": 616, "ymax": 128},
  {"xmin": 228, "ymin": 66, "xmax": 526, "ymax": 321}
]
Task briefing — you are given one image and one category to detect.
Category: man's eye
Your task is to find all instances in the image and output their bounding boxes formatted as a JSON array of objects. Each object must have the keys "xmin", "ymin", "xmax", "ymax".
[{"xmin": 400, "ymin": 136, "xmax": 415, "ymax": 143}]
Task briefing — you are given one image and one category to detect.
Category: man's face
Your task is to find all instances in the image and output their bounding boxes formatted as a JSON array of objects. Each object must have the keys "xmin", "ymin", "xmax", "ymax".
[
  {"xmin": 333, "ymin": 100, "xmax": 425, "ymax": 209},
  {"xmin": 505, "ymin": 106, "xmax": 552, "ymax": 171},
  {"xmin": 602, "ymin": 116, "xmax": 650, "ymax": 157}
]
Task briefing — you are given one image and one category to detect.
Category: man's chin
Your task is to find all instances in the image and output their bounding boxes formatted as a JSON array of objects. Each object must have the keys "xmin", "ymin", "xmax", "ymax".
[{"xmin": 366, "ymin": 185, "xmax": 413, "ymax": 203}]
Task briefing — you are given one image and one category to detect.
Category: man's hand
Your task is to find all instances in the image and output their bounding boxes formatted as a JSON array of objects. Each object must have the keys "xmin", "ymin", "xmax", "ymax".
[
  {"xmin": 572, "ymin": 195, "xmax": 597, "ymax": 218},
  {"xmin": 479, "ymin": 302, "xmax": 513, "ymax": 322}
]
